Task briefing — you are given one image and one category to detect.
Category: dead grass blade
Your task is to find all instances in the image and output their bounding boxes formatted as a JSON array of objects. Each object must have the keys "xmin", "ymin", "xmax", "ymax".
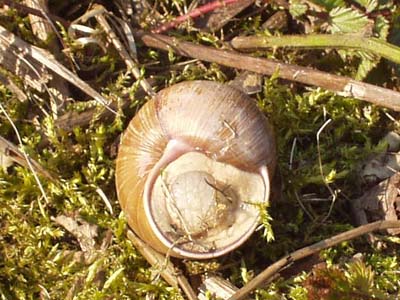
[
  {"xmin": 0, "ymin": 25, "xmax": 117, "ymax": 115},
  {"xmin": 0, "ymin": 135, "xmax": 54, "ymax": 180},
  {"xmin": 127, "ymin": 230, "xmax": 197, "ymax": 300},
  {"xmin": 92, "ymin": 5, "xmax": 155, "ymax": 97}
]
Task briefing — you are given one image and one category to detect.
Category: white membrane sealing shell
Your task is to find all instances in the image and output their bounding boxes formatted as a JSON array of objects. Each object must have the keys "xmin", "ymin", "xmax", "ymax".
[
  {"xmin": 150, "ymin": 151, "xmax": 266, "ymax": 255},
  {"xmin": 167, "ymin": 171, "xmax": 235, "ymax": 236}
]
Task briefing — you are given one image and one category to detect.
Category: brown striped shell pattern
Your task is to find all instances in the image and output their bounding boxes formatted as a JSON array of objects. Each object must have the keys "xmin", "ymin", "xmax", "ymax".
[{"xmin": 116, "ymin": 80, "xmax": 276, "ymax": 259}]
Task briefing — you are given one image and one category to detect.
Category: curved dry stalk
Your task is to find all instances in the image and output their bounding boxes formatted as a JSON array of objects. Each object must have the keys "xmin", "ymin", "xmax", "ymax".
[
  {"xmin": 126, "ymin": 230, "xmax": 197, "ymax": 300},
  {"xmin": 0, "ymin": 135, "xmax": 54, "ymax": 180},
  {"xmin": 231, "ymin": 34, "xmax": 400, "ymax": 65},
  {"xmin": 93, "ymin": 5, "xmax": 155, "ymax": 97},
  {"xmin": 228, "ymin": 220, "xmax": 400, "ymax": 300},
  {"xmin": 316, "ymin": 119, "xmax": 338, "ymax": 223}
]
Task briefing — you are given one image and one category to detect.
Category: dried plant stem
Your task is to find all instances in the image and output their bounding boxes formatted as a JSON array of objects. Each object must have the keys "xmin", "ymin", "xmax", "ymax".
[
  {"xmin": 316, "ymin": 119, "xmax": 337, "ymax": 223},
  {"xmin": 0, "ymin": 25, "xmax": 116, "ymax": 115},
  {"xmin": 0, "ymin": 135, "xmax": 54, "ymax": 180},
  {"xmin": 93, "ymin": 5, "xmax": 156, "ymax": 97},
  {"xmin": 0, "ymin": 72, "xmax": 27, "ymax": 102},
  {"xmin": 24, "ymin": 0, "xmax": 52, "ymax": 42},
  {"xmin": 152, "ymin": 0, "xmax": 241, "ymax": 33},
  {"xmin": 24, "ymin": 0, "xmax": 70, "ymax": 116},
  {"xmin": 136, "ymin": 31, "xmax": 400, "ymax": 111},
  {"xmin": 228, "ymin": 220, "xmax": 400, "ymax": 300},
  {"xmin": 126, "ymin": 230, "xmax": 197, "ymax": 300},
  {"xmin": 231, "ymin": 34, "xmax": 400, "ymax": 65},
  {"xmin": 55, "ymin": 78, "xmax": 154, "ymax": 131}
]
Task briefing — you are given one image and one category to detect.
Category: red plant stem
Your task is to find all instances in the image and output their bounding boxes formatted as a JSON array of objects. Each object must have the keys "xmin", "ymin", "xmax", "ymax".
[{"xmin": 152, "ymin": 0, "xmax": 240, "ymax": 33}]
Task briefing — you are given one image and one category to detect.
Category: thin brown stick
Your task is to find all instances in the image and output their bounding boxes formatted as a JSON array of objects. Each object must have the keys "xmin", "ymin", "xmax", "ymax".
[
  {"xmin": 136, "ymin": 31, "xmax": 400, "ymax": 111},
  {"xmin": 126, "ymin": 230, "xmax": 197, "ymax": 300},
  {"xmin": 228, "ymin": 220, "xmax": 400, "ymax": 300},
  {"xmin": 54, "ymin": 78, "xmax": 154, "ymax": 131},
  {"xmin": 93, "ymin": 5, "xmax": 155, "ymax": 97}
]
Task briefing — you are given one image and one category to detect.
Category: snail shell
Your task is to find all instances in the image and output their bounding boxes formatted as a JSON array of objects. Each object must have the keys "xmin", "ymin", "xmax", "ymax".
[{"xmin": 116, "ymin": 80, "xmax": 276, "ymax": 259}]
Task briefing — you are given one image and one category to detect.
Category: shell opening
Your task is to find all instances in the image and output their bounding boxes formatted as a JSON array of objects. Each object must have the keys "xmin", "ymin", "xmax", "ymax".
[{"xmin": 148, "ymin": 151, "xmax": 267, "ymax": 259}]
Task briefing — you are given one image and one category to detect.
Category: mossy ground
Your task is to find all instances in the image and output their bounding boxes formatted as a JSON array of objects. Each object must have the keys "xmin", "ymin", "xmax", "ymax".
[{"xmin": 0, "ymin": 1, "xmax": 400, "ymax": 299}]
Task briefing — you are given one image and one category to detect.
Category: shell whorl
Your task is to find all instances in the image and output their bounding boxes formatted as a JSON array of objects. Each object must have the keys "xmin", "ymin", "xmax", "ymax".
[
  {"xmin": 155, "ymin": 81, "xmax": 275, "ymax": 171},
  {"xmin": 116, "ymin": 80, "xmax": 276, "ymax": 259}
]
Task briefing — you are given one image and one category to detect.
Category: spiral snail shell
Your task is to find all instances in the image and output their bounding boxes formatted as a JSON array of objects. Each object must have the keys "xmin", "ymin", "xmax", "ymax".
[{"xmin": 116, "ymin": 80, "xmax": 276, "ymax": 259}]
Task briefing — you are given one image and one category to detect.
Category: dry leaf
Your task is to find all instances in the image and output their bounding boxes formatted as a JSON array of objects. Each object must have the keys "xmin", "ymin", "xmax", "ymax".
[
  {"xmin": 52, "ymin": 215, "xmax": 98, "ymax": 252},
  {"xmin": 352, "ymin": 173, "xmax": 400, "ymax": 235}
]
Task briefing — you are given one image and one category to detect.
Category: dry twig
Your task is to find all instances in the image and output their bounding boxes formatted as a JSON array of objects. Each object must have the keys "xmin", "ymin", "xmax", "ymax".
[
  {"xmin": 55, "ymin": 78, "xmax": 153, "ymax": 131},
  {"xmin": 126, "ymin": 230, "xmax": 197, "ymax": 300},
  {"xmin": 24, "ymin": 0, "xmax": 52, "ymax": 41},
  {"xmin": 228, "ymin": 220, "xmax": 400, "ymax": 300},
  {"xmin": 93, "ymin": 5, "xmax": 155, "ymax": 97},
  {"xmin": 136, "ymin": 31, "xmax": 400, "ymax": 111},
  {"xmin": 199, "ymin": 276, "xmax": 253, "ymax": 300},
  {"xmin": 0, "ymin": 72, "xmax": 28, "ymax": 102}
]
